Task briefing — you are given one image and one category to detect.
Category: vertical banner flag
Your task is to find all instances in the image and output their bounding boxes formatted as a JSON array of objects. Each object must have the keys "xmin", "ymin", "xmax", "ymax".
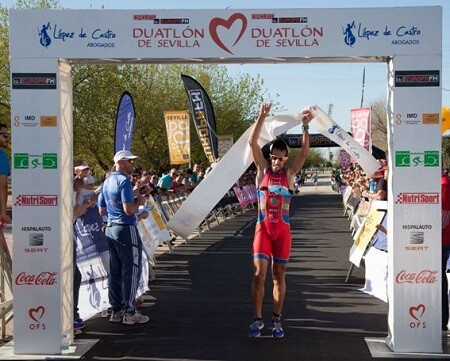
[
  {"xmin": 163, "ymin": 110, "xmax": 190, "ymax": 165},
  {"xmin": 114, "ymin": 91, "xmax": 136, "ymax": 154},
  {"xmin": 180, "ymin": 74, "xmax": 219, "ymax": 163},
  {"xmin": 218, "ymin": 135, "xmax": 234, "ymax": 158},
  {"xmin": 350, "ymin": 107, "xmax": 372, "ymax": 153}
]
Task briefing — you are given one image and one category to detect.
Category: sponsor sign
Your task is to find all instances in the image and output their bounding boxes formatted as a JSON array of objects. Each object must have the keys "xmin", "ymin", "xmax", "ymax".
[
  {"xmin": 37, "ymin": 21, "xmax": 117, "ymax": 49},
  {"xmin": 394, "ymin": 70, "xmax": 439, "ymax": 87},
  {"xmin": 14, "ymin": 153, "xmax": 57, "ymax": 169},
  {"xmin": 14, "ymin": 195, "xmax": 58, "ymax": 206},
  {"xmin": 40, "ymin": 116, "xmax": 57, "ymax": 127},
  {"xmin": 28, "ymin": 306, "xmax": 46, "ymax": 330},
  {"xmin": 342, "ymin": 20, "xmax": 423, "ymax": 48},
  {"xmin": 409, "ymin": 304, "xmax": 427, "ymax": 329},
  {"xmin": 15, "ymin": 271, "xmax": 58, "ymax": 286},
  {"xmin": 12, "ymin": 73, "xmax": 57, "ymax": 89},
  {"xmin": 396, "ymin": 269, "xmax": 438, "ymax": 284},
  {"xmin": 395, "ymin": 150, "xmax": 439, "ymax": 167},
  {"xmin": 24, "ymin": 233, "xmax": 48, "ymax": 253},
  {"xmin": 395, "ymin": 192, "xmax": 439, "ymax": 204}
]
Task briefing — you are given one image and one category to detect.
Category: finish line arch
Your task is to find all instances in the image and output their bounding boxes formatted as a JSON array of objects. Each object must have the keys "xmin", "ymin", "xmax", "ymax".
[{"xmin": 9, "ymin": 6, "xmax": 442, "ymax": 355}]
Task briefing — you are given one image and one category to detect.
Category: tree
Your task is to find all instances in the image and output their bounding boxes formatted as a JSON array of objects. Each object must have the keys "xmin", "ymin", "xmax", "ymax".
[
  {"xmin": 369, "ymin": 97, "xmax": 388, "ymax": 152},
  {"xmin": 71, "ymin": 63, "xmax": 277, "ymax": 174}
]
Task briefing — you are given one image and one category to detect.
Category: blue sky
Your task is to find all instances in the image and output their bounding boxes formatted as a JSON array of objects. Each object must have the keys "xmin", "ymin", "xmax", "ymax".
[{"xmin": 2, "ymin": 0, "xmax": 449, "ymax": 134}]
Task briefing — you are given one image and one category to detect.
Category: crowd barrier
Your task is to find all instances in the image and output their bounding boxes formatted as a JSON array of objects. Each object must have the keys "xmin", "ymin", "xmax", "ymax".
[
  {"xmin": 0, "ymin": 230, "xmax": 13, "ymax": 340},
  {"xmin": 342, "ymin": 185, "xmax": 388, "ymax": 302}
]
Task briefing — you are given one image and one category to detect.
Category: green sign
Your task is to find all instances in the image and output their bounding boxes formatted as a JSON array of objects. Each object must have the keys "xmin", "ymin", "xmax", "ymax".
[
  {"xmin": 14, "ymin": 153, "xmax": 57, "ymax": 169},
  {"xmin": 395, "ymin": 151, "xmax": 439, "ymax": 167}
]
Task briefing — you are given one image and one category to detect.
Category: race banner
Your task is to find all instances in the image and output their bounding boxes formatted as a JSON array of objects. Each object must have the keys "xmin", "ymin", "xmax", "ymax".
[
  {"xmin": 114, "ymin": 91, "xmax": 136, "ymax": 154},
  {"xmin": 350, "ymin": 107, "xmax": 372, "ymax": 153},
  {"xmin": 181, "ymin": 74, "xmax": 218, "ymax": 163},
  {"xmin": 312, "ymin": 106, "xmax": 380, "ymax": 177},
  {"xmin": 74, "ymin": 207, "xmax": 149, "ymax": 320},
  {"xmin": 163, "ymin": 110, "xmax": 190, "ymax": 165},
  {"xmin": 218, "ymin": 135, "xmax": 234, "ymax": 158}
]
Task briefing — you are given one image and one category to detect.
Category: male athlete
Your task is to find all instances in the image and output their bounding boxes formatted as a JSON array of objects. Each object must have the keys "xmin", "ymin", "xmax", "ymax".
[{"xmin": 248, "ymin": 103, "xmax": 313, "ymax": 338}]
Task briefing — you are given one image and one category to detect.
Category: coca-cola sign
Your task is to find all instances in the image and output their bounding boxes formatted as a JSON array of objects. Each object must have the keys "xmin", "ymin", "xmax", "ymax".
[
  {"xmin": 15, "ymin": 271, "xmax": 58, "ymax": 286},
  {"xmin": 396, "ymin": 269, "xmax": 438, "ymax": 284}
]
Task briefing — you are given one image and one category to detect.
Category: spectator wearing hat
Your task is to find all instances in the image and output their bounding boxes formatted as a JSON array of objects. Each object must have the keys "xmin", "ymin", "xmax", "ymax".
[
  {"xmin": 362, "ymin": 163, "xmax": 388, "ymax": 201},
  {"xmin": 247, "ymin": 103, "xmax": 313, "ymax": 338},
  {"xmin": 98, "ymin": 150, "xmax": 150, "ymax": 325}
]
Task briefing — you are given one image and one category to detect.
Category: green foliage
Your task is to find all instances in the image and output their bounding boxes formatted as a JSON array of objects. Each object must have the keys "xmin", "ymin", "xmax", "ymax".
[
  {"xmin": 443, "ymin": 136, "xmax": 450, "ymax": 168},
  {"xmin": 72, "ymin": 63, "xmax": 276, "ymax": 174},
  {"xmin": 0, "ymin": 6, "xmax": 10, "ymax": 121}
]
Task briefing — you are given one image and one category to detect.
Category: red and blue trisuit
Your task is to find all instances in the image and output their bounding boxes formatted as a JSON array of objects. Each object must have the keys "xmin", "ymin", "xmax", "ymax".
[{"xmin": 253, "ymin": 168, "xmax": 292, "ymax": 264}]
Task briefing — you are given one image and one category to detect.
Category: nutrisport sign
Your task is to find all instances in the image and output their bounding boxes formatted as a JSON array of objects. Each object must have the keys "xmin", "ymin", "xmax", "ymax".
[{"xmin": 9, "ymin": 6, "xmax": 442, "ymax": 355}]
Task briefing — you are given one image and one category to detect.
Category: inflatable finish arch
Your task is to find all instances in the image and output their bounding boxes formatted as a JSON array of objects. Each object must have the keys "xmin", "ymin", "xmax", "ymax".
[{"xmin": 9, "ymin": 6, "xmax": 442, "ymax": 355}]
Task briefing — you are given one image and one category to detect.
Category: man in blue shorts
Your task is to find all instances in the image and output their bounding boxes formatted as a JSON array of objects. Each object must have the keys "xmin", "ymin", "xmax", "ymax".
[{"xmin": 98, "ymin": 150, "xmax": 150, "ymax": 325}]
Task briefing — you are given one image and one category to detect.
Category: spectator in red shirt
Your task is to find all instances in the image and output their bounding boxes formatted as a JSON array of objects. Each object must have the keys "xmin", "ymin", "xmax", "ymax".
[{"xmin": 442, "ymin": 169, "xmax": 450, "ymax": 331}]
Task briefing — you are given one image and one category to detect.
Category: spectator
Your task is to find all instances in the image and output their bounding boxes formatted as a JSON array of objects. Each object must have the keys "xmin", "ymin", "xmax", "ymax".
[
  {"xmin": 362, "ymin": 164, "xmax": 388, "ymax": 201},
  {"xmin": 72, "ymin": 164, "xmax": 98, "ymax": 333},
  {"xmin": 442, "ymin": 169, "xmax": 450, "ymax": 331},
  {"xmin": 311, "ymin": 172, "xmax": 318, "ymax": 190},
  {"xmin": 157, "ymin": 168, "xmax": 178, "ymax": 192},
  {"xmin": 98, "ymin": 150, "xmax": 150, "ymax": 325},
  {"xmin": 0, "ymin": 123, "xmax": 10, "ymax": 228},
  {"xmin": 148, "ymin": 173, "xmax": 161, "ymax": 196}
]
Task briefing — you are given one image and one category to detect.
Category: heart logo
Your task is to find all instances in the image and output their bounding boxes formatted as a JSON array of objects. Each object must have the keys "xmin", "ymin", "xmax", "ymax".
[
  {"xmin": 209, "ymin": 13, "xmax": 247, "ymax": 55},
  {"xmin": 29, "ymin": 306, "xmax": 45, "ymax": 323},
  {"xmin": 409, "ymin": 304, "xmax": 425, "ymax": 321}
]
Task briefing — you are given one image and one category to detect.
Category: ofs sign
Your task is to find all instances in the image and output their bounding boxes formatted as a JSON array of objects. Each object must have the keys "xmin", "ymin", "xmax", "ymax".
[
  {"xmin": 12, "ymin": 73, "xmax": 56, "ymax": 90},
  {"xmin": 394, "ymin": 70, "xmax": 440, "ymax": 87}
]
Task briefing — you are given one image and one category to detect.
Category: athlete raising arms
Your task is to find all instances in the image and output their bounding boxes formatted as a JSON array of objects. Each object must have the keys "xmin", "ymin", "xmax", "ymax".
[{"xmin": 248, "ymin": 103, "xmax": 313, "ymax": 338}]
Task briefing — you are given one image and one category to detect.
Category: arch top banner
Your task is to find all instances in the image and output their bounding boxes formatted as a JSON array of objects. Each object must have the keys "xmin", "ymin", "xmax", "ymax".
[{"xmin": 9, "ymin": 6, "xmax": 441, "ymax": 61}]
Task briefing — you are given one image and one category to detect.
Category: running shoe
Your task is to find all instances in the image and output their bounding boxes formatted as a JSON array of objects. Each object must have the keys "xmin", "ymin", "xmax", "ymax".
[
  {"xmin": 122, "ymin": 311, "xmax": 150, "ymax": 325},
  {"xmin": 272, "ymin": 317, "xmax": 284, "ymax": 338},
  {"xmin": 248, "ymin": 318, "xmax": 264, "ymax": 337},
  {"xmin": 109, "ymin": 311, "xmax": 124, "ymax": 323},
  {"xmin": 73, "ymin": 318, "xmax": 85, "ymax": 330}
]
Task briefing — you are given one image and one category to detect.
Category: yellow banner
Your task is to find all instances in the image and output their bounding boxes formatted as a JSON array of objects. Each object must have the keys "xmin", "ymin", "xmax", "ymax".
[
  {"xmin": 442, "ymin": 106, "xmax": 450, "ymax": 133},
  {"xmin": 354, "ymin": 208, "xmax": 385, "ymax": 253},
  {"xmin": 164, "ymin": 110, "xmax": 190, "ymax": 165},
  {"xmin": 218, "ymin": 135, "xmax": 234, "ymax": 158}
]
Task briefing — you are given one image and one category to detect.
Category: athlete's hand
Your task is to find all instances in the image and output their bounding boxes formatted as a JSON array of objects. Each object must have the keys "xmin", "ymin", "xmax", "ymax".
[{"xmin": 259, "ymin": 103, "xmax": 272, "ymax": 119}]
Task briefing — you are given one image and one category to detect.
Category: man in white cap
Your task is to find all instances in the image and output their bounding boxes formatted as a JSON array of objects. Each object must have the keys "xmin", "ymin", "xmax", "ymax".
[{"xmin": 98, "ymin": 150, "xmax": 149, "ymax": 325}]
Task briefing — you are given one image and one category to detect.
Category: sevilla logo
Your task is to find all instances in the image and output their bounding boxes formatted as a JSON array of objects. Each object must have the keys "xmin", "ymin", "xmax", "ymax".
[
  {"xmin": 29, "ymin": 306, "xmax": 45, "ymax": 323},
  {"xmin": 409, "ymin": 304, "xmax": 425, "ymax": 321},
  {"xmin": 209, "ymin": 13, "xmax": 247, "ymax": 54}
]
